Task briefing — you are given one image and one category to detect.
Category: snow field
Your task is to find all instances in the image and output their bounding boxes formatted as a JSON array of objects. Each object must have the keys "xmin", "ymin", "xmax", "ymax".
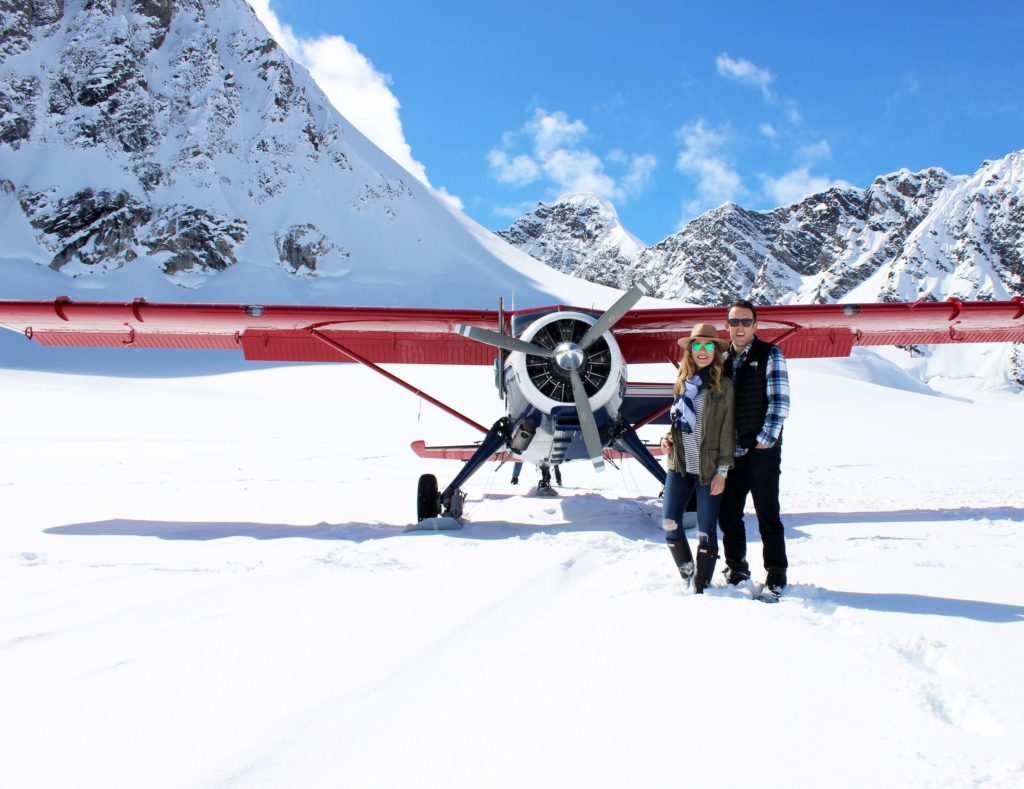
[{"xmin": 2, "ymin": 354, "xmax": 1023, "ymax": 788}]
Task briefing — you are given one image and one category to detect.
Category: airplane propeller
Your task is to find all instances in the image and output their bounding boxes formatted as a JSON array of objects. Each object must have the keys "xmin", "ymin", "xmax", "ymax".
[
  {"xmin": 455, "ymin": 278, "xmax": 653, "ymax": 471},
  {"xmin": 455, "ymin": 325, "xmax": 554, "ymax": 358},
  {"xmin": 577, "ymin": 278, "xmax": 653, "ymax": 350}
]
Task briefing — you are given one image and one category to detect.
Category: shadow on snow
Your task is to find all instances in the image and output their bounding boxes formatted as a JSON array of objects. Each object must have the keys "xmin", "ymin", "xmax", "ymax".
[
  {"xmin": 787, "ymin": 506, "xmax": 1024, "ymax": 526},
  {"xmin": 43, "ymin": 500, "xmax": 1024, "ymax": 624},
  {"xmin": 42, "ymin": 491, "xmax": 665, "ymax": 543},
  {"xmin": 787, "ymin": 586, "xmax": 1024, "ymax": 624},
  {"xmin": 44, "ymin": 501, "xmax": 1023, "ymax": 545}
]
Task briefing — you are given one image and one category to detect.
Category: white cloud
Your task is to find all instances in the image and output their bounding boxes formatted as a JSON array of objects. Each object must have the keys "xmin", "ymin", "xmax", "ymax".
[
  {"xmin": 716, "ymin": 54, "xmax": 775, "ymax": 100},
  {"xmin": 622, "ymin": 153, "xmax": 657, "ymax": 198},
  {"xmin": 886, "ymin": 72, "xmax": 922, "ymax": 114},
  {"xmin": 760, "ymin": 122, "xmax": 778, "ymax": 139},
  {"xmin": 675, "ymin": 119, "xmax": 744, "ymax": 216},
  {"xmin": 525, "ymin": 109, "xmax": 587, "ymax": 155},
  {"xmin": 249, "ymin": 1, "xmax": 462, "ymax": 208},
  {"xmin": 761, "ymin": 167, "xmax": 855, "ymax": 206},
  {"xmin": 542, "ymin": 147, "xmax": 619, "ymax": 197},
  {"xmin": 434, "ymin": 186, "xmax": 464, "ymax": 211},
  {"xmin": 488, "ymin": 150, "xmax": 541, "ymax": 187},
  {"xmin": 487, "ymin": 109, "xmax": 656, "ymax": 204},
  {"xmin": 492, "ymin": 200, "xmax": 543, "ymax": 220},
  {"xmin": 797, "ymin": 139, "xmax": 832, "ymax": 162}
]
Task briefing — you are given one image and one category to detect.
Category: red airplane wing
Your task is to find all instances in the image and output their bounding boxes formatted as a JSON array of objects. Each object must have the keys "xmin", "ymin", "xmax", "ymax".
[
  {"xmin": 611, "ymin": 297, "xmax": 1024, "ymax": 362},
  {"xmin": 0, "ymin": 296, "xmax": 1021, "ymax": 364},
  {"xmin": 0, "ymin": 299, "xmax": 499, "ymax": 364}
]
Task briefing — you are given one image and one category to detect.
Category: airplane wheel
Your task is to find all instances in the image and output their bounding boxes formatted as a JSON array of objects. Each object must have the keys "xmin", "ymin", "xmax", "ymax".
[{"xmin": 417, "ymin": 474, "xmax": 440, "ymax": 521}]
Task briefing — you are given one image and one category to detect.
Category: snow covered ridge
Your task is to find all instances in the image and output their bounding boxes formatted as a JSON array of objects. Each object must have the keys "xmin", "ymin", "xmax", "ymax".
[
  {"xmin": 0, "ymin": 0, "xmax": 619, "ymax": 310},
  {"xmin": 0, "ymin": 0, "xmax": 360, "ymax": 278},
  {"xmin": 501, "ymin": 153, "xmax": 1024, "ymax": 308},
  {"xmin": 495, "ymin": 193, "xmax": 645, "ymax": 288}
]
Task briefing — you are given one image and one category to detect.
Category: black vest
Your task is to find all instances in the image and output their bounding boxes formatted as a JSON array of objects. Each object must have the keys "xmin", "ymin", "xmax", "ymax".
[{"xmin": 723, "ymin": 336, "xmax": 779, "ymax": 450}]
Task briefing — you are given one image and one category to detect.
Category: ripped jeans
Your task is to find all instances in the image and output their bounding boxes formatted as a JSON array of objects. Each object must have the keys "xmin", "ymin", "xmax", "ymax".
[{"xmin": 662, "ymin": 469, "xmax": 722, "ymax": 553}]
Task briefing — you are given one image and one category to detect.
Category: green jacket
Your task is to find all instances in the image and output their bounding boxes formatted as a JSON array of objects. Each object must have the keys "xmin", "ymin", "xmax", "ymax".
[{"xmin": 664, "ymin": 376, "xmax": 735, "ymax": 485}]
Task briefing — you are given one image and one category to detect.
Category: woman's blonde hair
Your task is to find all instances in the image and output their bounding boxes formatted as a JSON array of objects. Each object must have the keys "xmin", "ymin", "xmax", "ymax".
[{"xmin": 673, "ymin": 343, "xmax": 724, "ymax": 397}]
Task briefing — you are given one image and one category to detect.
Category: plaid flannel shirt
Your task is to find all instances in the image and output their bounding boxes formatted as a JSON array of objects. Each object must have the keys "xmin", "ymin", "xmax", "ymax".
[{"xmin": 732, "ymin": 341, "xmax": 790, "ymax": 456}]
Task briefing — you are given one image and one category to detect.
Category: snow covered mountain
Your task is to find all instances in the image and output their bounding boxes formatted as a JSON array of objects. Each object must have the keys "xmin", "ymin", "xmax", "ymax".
[
  {"xmin": 497, "ymin": 155, "xmax": 1024, "ymax": 386},
  {"xmin": 634, "ymin": 166, "xmax": 967, "ymax": 305},
  {"xmin": 495, "ymin": 194, "xmax": 644, "ymax": 289},
  {"xmin": 500, "ymin": 153, "xmax": 1024, "ymax": 309},
  {"xmin": 0, "ymin": 0, "xmax": 615, "ymax": 309}
]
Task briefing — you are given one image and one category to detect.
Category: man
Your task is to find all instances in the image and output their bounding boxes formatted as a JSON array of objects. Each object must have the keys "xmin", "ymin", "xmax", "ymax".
[
  {"xmin": 719, "ymin": 299, "xmax": 791, "ymax": 598},
  {"xmin": 511, "ymin": 462, "xmax": 561, "ymax": 487}
]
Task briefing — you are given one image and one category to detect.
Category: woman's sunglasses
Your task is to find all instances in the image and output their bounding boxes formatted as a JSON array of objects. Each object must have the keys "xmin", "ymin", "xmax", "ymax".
[{"xmin": 690, "ymin": 341, "xmax": 717, "ymax": 352}]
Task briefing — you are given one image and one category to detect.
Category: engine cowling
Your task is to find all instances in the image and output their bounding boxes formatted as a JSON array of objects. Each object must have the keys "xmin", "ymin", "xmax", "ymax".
[{"xmin": 508, "ymin": 310, "xmax": 626, "ymax": 415}]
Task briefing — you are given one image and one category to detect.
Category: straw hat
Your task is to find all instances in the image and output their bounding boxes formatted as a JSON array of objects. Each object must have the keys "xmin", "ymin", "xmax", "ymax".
[{"xmin": 677, "ymin": 322, "xmax": 729, "ymax": 351}]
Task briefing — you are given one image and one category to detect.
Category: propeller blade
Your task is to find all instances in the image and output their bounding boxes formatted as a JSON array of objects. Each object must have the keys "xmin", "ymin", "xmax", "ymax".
[
  {"xmin": 579, "ymin": 278, "xmax": 653, "ymax": 350},
  {"xmin": 496, "ymin": 298, "xmax": 506, "ymax": 401},
  {"xmin": 570, "ymin": 369, "xmax": 605, "ymax": 472},
  {"xmin": 456, "ymin": 324, "xmax": 554, "ymax": 358}
]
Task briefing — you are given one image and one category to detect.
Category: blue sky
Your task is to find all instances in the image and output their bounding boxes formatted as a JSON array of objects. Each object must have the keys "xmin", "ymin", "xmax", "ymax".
[{"xmin": 254, "ymin": 1, "xmax": 1024, "ymax": 245}]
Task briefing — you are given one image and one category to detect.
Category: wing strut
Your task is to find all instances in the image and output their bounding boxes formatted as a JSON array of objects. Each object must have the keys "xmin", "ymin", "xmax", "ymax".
[
  {"xmin": 308, "ymin": 329, "xmax": 488, "ymax": 435},
  {"xmin": 611, "ymin": 422, "xmax": 668, "ymax": 486},
  {"xmin": 631, "ymin": 402, "xmax": 673, "ymax": 430}
]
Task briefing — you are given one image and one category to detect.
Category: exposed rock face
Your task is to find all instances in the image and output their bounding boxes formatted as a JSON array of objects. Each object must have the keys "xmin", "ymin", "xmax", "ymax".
[
  {"xmin": 496, "ymin": 194, "xmax": 644, "ymax": 288},
  {"xmin": 19, "ymin": 188, "xmax": 152, "ymax": 271},
  {"xmin": 275, "ymin": 223, "xmax": 348, "ymax": 275},
  {"xmin": 144, "ymin": 207, "xmax": 247, "ymax": 275},
  {"xmin": 0, "ymin": 0, "xmax": 414, "ymax": 285}
]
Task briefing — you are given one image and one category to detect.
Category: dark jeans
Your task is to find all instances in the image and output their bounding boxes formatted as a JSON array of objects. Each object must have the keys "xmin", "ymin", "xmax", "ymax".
[
  {"xmin": 718, "ymin": 443, "xmax": 788, "ymax": 570},
  {"xmin": 662, "ymin": 469, "xmax": 722, "ymax": 552}
]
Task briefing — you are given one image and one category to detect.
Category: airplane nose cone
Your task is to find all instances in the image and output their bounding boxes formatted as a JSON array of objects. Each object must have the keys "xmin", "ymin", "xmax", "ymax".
[{"xmin": 553, "ymin": 342, "xmax": 584, "ymax": 371}]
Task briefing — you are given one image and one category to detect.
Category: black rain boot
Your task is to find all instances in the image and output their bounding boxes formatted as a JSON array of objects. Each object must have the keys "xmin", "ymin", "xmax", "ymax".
[
  {"xmin": 764, "ymin": 567, "xmax": 788, "ymax": 600},
  {"xmin": 536, "ymin": 466, "xmax": 557, "ymax": 496},
  {"xmin": 666, "ymin": 539, "xmax": 695, "ymax": 590},
  {"xmin": 723, "ymin": 558, "xmax": 751, "ymax": 585},
  {"xmin": 694, "ymin": 548, "xmax": 719, "ymax": 594}
]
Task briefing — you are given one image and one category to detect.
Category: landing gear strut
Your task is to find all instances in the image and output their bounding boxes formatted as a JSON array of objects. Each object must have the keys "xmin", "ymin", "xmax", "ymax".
[{"xmin": 409, "ymin": 418, "xmax": 510, "ymax": 530}]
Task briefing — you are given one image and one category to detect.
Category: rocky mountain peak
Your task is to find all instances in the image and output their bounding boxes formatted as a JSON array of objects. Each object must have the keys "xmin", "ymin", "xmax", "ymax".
[
  {"xmin": 496, "ymin": 154, "xmax": 1023, "ymax": 385},
  {"xmin": 495, "ymin": 193, "xmax": 644, "ymax": 288},
  {"xmin": 499, "ymin": 154, "xmax": 1021, "ymax": 309}
]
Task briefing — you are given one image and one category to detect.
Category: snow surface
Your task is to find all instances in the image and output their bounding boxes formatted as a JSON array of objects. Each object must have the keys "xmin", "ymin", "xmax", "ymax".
[{"xmin": 2, "ymin": 344, "xmax": 1023, "ymax": 788}]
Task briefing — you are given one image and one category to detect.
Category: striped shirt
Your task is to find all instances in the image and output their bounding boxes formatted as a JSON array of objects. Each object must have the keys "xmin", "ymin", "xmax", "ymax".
[{"xmin": 679, "ymin": 389, "xmax": 707, "ymax": 476}]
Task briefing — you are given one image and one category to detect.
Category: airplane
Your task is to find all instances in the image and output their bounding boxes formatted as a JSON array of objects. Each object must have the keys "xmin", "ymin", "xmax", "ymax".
[{"xmin": 1, "ymin": 289, "xmax": 1022, "ymax": 529}]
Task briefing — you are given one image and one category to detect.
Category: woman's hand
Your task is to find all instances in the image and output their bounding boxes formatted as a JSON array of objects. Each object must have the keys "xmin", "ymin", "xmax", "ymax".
[
  {"xmin": 710, "ymin": 474, "xmax": 726, "ymax": 496},
  {"xmin": 660, "ymin": 436, "xmax": 673, "ymax": 453}
]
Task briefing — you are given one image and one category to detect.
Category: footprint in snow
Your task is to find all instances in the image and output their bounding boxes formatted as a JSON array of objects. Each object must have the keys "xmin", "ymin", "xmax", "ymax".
[{"xmin": 893, "ymin": 636, "xmax": 1004, "ymax": 735}]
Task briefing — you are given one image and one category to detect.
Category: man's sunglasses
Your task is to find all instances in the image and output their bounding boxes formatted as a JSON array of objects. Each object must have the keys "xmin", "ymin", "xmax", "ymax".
[
  {"xmin": 727, "ymin": 318, "xmax": 754, "ymax": 327},
  {"xmin": 690, "ymin": 341, "xmax": 718, "ymax": 352}
]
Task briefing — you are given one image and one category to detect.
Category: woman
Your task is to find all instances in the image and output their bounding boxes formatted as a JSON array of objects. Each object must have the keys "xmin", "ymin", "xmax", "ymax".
[{"xmin": 660, "ymin": 323, "xmax": 735, "ymax": 593}]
